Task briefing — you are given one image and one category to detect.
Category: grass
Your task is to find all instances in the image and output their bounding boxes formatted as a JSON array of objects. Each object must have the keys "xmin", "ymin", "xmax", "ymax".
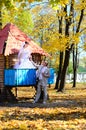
[{"xmin": 0, "ymin": 83, "xmax": 86, "ymax": 130}]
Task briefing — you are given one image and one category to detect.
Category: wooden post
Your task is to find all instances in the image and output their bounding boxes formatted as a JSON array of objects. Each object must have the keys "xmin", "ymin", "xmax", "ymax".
[{"xmin": 0, "ymin": 54, "xmax": 5, "ymax": 93}]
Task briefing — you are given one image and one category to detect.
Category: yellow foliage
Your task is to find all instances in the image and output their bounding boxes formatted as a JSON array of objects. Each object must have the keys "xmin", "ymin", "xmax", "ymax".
[
  {"xmin": 56, "ymin": 10, "xmax": 66, "ymax": 17},
  {"xmin": 28, "ymin": 0, "xmax": 35, "ymax": 2},
  {"xmin": 74, "ymin": 0, "xmax": 86, "ymax": 10},
  {"xmin": 70, "ymin": 33, "xmax": 80, "ymax": 45},
  {"xmin": 29, "ymin": 0, "xmax": 85, "ymax": 57},
  {"xmin": 59, "ymin": 0, "xmax": 69, "ymax": 6},
  {"xmin": 43, "ymin": 34, "xmax": 70, "ymax": 53}
]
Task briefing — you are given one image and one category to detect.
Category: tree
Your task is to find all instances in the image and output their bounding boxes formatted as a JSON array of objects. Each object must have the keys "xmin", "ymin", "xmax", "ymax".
[
  {"xmin": 31, "ymin": 4, "xmax": 60, "ymax": 68},
  {"xmin": 0, "ymin": 1, "xmax": 34, "ymax": 34},
  {"xmin": 0, "ymin": 0, "xmax": 15, "ymax": 29},
  {"xmin": 55, "ymin": 8, "xmax": 64, "ymax": 90},
  {"xmin": 29, "ymin": 0, "xmax": 86, "ymax": 90},
  {"xmin": 57, "ymin": 0, "xmax": 85, "ymax": 91}
]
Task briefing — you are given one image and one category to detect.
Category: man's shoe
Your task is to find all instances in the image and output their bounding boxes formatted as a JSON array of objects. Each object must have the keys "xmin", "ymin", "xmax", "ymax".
[
  {"xmin": 33, "ymin": 101, "xmax": 36, "ymax": 104},
  {"xmin": 43, "ymin": 101, "xmax": 46, "ymax": 104}
]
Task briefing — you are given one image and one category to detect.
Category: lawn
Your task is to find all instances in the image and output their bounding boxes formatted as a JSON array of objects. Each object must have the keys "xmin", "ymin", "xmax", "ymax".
[{"xmin": 0, "ymin": 83, "xmax": 86, "ymax": 130}]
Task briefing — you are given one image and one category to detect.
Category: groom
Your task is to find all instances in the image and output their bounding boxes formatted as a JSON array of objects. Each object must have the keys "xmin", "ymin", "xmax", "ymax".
[{"xmin": 33, "ymin": 60, "xmax": 50, "ymax": 104}]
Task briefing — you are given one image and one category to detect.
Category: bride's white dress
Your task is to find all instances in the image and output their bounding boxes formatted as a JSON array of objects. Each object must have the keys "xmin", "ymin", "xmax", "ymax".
[{"xmin": 14, "ymin": 47, "xmax": 36, "ymax": 69}]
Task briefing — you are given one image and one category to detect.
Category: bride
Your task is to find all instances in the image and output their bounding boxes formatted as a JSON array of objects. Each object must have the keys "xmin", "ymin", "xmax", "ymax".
[{"xmin": 14, "ymin": 41, "xmax": 36, "ymax": 69}]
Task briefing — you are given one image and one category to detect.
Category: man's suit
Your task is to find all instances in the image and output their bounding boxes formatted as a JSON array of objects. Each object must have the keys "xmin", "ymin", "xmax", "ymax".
[{"xmin": 34, "ymin": 64, "xmax": 50, "ymax": 104}]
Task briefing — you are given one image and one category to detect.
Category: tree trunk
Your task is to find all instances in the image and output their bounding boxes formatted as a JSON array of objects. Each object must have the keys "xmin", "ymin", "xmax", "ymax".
[
  {"xmin": 58, "ymin": 50, "xmax": 70, "ymax": 91},
  {"xmin": 55, "ymin": 14, "xmax": 63, "ymax": 89},
  {"xmin": 72, "ymin": 48, "xmax": 78, "ymax": 87},
  {"xmin": 72, "ymin": 8, "xmax": 84, "ymax": 87},
  {"xmin": 0, "ymin": 9, "xmax": 2, "ymax": 29},
  {"xmin": 57, "ymin": 5, "xmax": 70, "ymax": 91},
  {"xmin": 55, "ymin": 52, "xmax": 63, "ymax": 89}
]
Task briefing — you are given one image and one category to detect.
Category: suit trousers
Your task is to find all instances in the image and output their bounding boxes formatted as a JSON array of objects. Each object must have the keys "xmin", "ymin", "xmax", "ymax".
[{"xmin": 34, "ymin": 80, "xmax": 47, "ymax": 103}]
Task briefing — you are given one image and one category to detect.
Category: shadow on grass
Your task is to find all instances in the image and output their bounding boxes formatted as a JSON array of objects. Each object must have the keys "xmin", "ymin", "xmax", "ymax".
[
  {"xmin": 0, "ymin": 97, "xmax": 86, "ymax": 109},
  {"xmin": 0, "ymin": 108, "xmax": 86, "ymax": 121}
]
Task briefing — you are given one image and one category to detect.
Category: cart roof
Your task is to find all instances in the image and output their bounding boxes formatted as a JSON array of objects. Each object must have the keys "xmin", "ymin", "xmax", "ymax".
[{"xmin": 0, "ymin": 23, "xmax": 50, "ymax": 57}]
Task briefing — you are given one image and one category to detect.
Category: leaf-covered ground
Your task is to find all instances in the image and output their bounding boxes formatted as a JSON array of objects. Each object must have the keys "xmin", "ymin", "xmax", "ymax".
[{"xmin": 0, "ymin": 84, "xmax": 86, "ymax": 130}]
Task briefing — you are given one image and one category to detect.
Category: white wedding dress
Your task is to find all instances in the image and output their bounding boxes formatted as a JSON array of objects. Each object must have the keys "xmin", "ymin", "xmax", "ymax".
[{"xmin": 14, "ymin": 45, "xmax": 36, "ymax": 69}]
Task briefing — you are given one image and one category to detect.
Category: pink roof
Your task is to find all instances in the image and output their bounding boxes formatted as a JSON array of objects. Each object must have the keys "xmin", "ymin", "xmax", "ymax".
[{"xmin": 0, "ymin": 23, "xmax": 50, "ymax": 57}]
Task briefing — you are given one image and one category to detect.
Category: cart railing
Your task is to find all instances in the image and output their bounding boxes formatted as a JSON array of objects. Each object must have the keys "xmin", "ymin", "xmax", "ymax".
[
  {"xmin": 4, "ymin": 69, "xmax": 36, "ymax": 86},
  {"xmin": 4, "ymin": 68, "xmax": 55, "ymax": 87}
]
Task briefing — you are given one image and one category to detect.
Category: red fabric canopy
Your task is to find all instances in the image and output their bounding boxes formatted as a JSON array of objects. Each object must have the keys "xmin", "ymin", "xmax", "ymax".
[{"xmin": 0, "ymin": 23, "xmax": 50, "ymax": 57}]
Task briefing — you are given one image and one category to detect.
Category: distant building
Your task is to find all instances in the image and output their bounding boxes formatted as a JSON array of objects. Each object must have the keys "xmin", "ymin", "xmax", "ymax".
[{"xmin": 66, "ymin": 72, "xmax": 86, "ymax": 83}]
